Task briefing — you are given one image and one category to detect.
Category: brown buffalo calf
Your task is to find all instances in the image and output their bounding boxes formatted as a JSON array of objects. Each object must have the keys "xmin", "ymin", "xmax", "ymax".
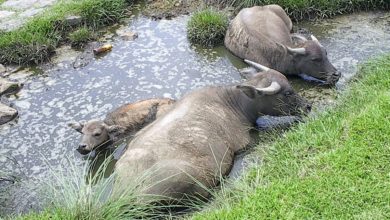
[{"xmin": 68, "ymin": 98, "xmax": 175, "ymax": 154}]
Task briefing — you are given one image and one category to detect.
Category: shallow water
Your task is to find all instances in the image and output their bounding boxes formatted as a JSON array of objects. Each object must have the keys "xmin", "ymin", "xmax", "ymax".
[
  {"xmin": 1, "ymin": 8, "xmax": 390, "ymax": 213},
  {"xmin": 297, "ymin": 11, "xmax": 390, "ymax": 86},
  {"xmin": 1, "ymin": 16, "xmax": 243, "ymax": 179}
]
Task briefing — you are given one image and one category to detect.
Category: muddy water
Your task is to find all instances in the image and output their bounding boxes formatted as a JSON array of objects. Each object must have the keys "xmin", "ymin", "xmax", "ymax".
[{"xmin": 1, "ymin": 8, "xmax": 390, "ymax": 212}]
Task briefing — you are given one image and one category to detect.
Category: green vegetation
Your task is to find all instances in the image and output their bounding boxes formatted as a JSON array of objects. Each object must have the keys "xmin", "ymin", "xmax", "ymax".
[
  {"xmin": 69, "ymin": 27, "xmax": 96, "ymax": 48},
  {"xmin": 0, "ymin": 0, "xmax": 132, "ymax": 65},
  {"xmin": 10, "ymin": 156, "xmax": 166, "ymax": 220},
  {"xmin": 214, "ymin": 0, "xmax": 390, "ymax": 20},
  {"xmin": 187, "ymin": 8, "xmax": 228, "ymax": 47},
  {"xmin": 192, "ymin": 54, "xmax": 390, "ymax": 219}
]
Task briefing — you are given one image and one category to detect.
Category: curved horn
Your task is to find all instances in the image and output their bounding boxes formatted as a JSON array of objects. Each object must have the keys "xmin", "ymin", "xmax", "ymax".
[
  {"xmin": 256, "ymin": 81, "xmax": 281, "ymax": 95},
  {"xmin": 244, "ymin": 59, "xmax": 270, "ymax": 72},
  {"xmin": 287, "ymin": 46, "xmax": 306, "ymax": 55},
  {"xmin": 310, "ymin": 35, "xmax": 323, "ymax": 46}
]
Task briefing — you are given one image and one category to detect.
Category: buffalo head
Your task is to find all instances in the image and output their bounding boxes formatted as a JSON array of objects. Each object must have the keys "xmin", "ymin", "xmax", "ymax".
[
  {"xmin": 285, "ymin": 35, "xmax": 340, "ymax": 85},
  {"xmin": 238, "ymin": 60, "xmax": 311, "ymax": 117},
  {"xmin": 68, "ymin": 120, "xmax": 125, "ymax": 155}
]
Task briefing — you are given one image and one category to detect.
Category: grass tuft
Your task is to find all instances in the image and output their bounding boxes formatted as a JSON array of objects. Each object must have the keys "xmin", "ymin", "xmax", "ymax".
[
  {"xmin": 187, "ymin": 8, "xmax": 229, "ymax": 47},
  {"xmin": 214, "ymin": 0, "xmax": 390, "ymax": 20},
  {"xmin": 191, "ymin": 54, "xmax": 390, "ymax": 219},
  {"xmin": 68, "ymin": 27, "xmax": 96, "ymax": 48},
  {"xmin": 0, "ymin": 0, "xmax": 132, "ymax": 65},
  {"xmin": 9, "ymin": 155, "xmax": 166, "ymax": 220}
]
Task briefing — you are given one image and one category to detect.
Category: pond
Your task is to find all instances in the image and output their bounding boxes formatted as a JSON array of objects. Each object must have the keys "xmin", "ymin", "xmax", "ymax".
[{"xmin": 1, "ymin": 6, "xmax": 390, "ymax": 214}]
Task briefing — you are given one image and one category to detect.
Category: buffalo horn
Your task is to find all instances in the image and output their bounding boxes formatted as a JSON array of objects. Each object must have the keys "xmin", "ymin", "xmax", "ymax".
[
  {"xmin": 310, "ymin": 35, "xmax": 323, "ymax": 47},
  {"xmin": 256, "ymin": 81, "xmax": 281, "ymax": 95},
  {"xmin": 244, "ymin": 59, "xmax": 270, "ymax": 72},
  {"xmin": 287, "ymin": 46, "xmax": 306, "ymax": 55}
]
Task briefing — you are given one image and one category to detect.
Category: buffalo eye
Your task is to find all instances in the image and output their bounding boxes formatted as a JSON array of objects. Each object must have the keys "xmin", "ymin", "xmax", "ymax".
[
  {"xmin": 311, "ymin": 57, "xmax": 322, "ymax": 62},
  {"xmin": 93, "ymin": 132, "xmax": 101, "ymax": 137},
  {"xmin": 284, "ymin": 91, "xmax": 293, "ymax": 96}
]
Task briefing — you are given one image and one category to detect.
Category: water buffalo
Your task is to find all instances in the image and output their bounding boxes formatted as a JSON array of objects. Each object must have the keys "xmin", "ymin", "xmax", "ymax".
[
  {"xmin": 68, "ymin": 98, "xmax": 175, "ymax": 154},
  {"xmin": 114, "ymin": 62, "xmax": 311, "ymax": 203},
  {"xmin": 225, "ymin": 5, "xmax": 340, "ymax": 85}
]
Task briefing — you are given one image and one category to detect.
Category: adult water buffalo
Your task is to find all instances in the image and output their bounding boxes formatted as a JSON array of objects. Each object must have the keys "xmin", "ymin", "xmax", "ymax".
[
  {"xmin": 225, "ymin": 5, "xmax": 340, "ymax": 85},
  {"xmin": 114, "ymin": 62, "xmax": 311, "ymax": 203},
  {"xmin": 68, "ymin": 98, "xmax": 175, "ymax": 154}
]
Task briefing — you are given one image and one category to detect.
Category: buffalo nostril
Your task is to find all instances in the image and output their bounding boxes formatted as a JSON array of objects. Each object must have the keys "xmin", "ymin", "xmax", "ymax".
[
  {"xmin": 78, "ymin": 144, "xmax": 87, "ymax": 149},
  {"xmin": 76, "ymin": 145, "xmax": 90, "ymax": 155},
  {"xmin": 333, "ymin": 72, "xmax": 341, "ymax": 77}
]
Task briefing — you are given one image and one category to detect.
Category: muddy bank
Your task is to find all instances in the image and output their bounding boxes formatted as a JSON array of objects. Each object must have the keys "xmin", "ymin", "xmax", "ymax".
[{"xmin": 143, "ymin": 0, "xmax": 199, "ymax": 19}]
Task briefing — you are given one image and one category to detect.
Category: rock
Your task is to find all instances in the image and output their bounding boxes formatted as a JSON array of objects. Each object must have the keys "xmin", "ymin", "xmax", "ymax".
[
  {"xmin": 0, "ymin": 17, "xmax": 25, "ymax": 31},
  {"xmin": 0, "ymin": 103, "xmax": 17, "ymax": 125},
  {"xmin": 5, "ymin": 68, "xmax": 34, "ymax": 83},
  {"xmin": 116, "ymin": 29, "xmax": 138, "ymax": 41},
  {"xmin": 0, "ymin": 78, "xmax": 22, "ymax": 96},
  {"xmin": 2, "ymin": 0, "xmax": 38, "ymax": 10},
  {"xmin": 121, "ymin": 32, "xmax": 138, "ymax": 41},
  {"xmin": 52, "ymin": 45, "xmax": 81, "ymax": 64},
  {"xmin": 19, "ymin": 8, "xmax": 44, "ymax": 18},
  {"xmin": 0, "ymin": 64, "xmax": 6, "ymax": 74},
  {"xmin": 65, "ymin": 15, "xmax": 82, "ymax": 27}
]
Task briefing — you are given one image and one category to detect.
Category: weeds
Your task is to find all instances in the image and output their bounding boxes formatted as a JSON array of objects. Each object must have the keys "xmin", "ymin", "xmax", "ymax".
[
  {"xmin": 210, "ymin": 0, "xmax": 390, "ymax": 20},
  {"xmin": 10, "ymin": 155, "xmax": 166, "ymax": 220},
  {"xmin": 69, "ymin": 27, "xmax": 96, "ymax": 48},
  {"xmin": 187, "ymin": 8, "xmax": 228, "ymax": 47},
  {"xmin": 0, "ymin": 0, "xmax": 132, "ymax": 65}
]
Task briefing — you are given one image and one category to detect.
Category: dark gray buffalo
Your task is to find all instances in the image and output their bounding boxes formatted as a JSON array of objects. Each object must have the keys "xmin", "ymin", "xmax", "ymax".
[
  {"xmin": 114, "ymin": 62, "xmax": 311, "ymax": 203},
  {"xmin": 225, "ymin": 5, "xmax": 340, "ymax": 85},
  {"xmin": 68, "ymin": 98, "xmax": 175, "ymax": 154}
]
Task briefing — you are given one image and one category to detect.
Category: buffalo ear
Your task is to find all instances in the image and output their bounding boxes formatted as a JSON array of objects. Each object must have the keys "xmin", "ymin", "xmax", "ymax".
[
  {"xmin": 106, "ymin": 125, "xmax": 126, "ymax": 141},
  {"xmin": 68, "ymin": 121, "xmax": 84, "ymax": 133},
  {"xmin": 236, "ymin": 85, "xmax": 262, "ymax": 99}
]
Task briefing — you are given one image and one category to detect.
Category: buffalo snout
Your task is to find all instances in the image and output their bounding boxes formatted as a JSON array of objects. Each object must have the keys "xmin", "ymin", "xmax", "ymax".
[
  {"xmin": 77, "ymin": 145, "xmax": 91, "ymax": 155},
  {"xmin": 326, "ymin": 71, "xmax": 341, "ymax": 85}
]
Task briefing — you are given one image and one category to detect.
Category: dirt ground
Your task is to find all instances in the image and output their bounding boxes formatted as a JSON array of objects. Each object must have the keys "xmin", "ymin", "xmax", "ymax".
[{"xmin": 143, "ymin": 0, "xmax": 204, "ymax": 19}]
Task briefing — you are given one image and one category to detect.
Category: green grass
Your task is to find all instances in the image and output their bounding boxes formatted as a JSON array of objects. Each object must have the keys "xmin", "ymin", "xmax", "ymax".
[
  {"xmin": 69, "ymin": 27, "xmax": 96, "ymax": 48},
  {"xmin": 0, "ymin": 0, "xmax": 132, "ymax": 65},
  {"xmin": 8, "ymin": 156, "xmax": 167, "ymax": 220},
  {"xmin": 187, "ymin": 8, "xmax": 229, "ymax": 47},
  {"xmin": 215, "ymin": 0, "xmax": 390, "ymax": 20},
  {"xmin": 191, "ymin": 54, "xmax": 390, "ymax": 219}
]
